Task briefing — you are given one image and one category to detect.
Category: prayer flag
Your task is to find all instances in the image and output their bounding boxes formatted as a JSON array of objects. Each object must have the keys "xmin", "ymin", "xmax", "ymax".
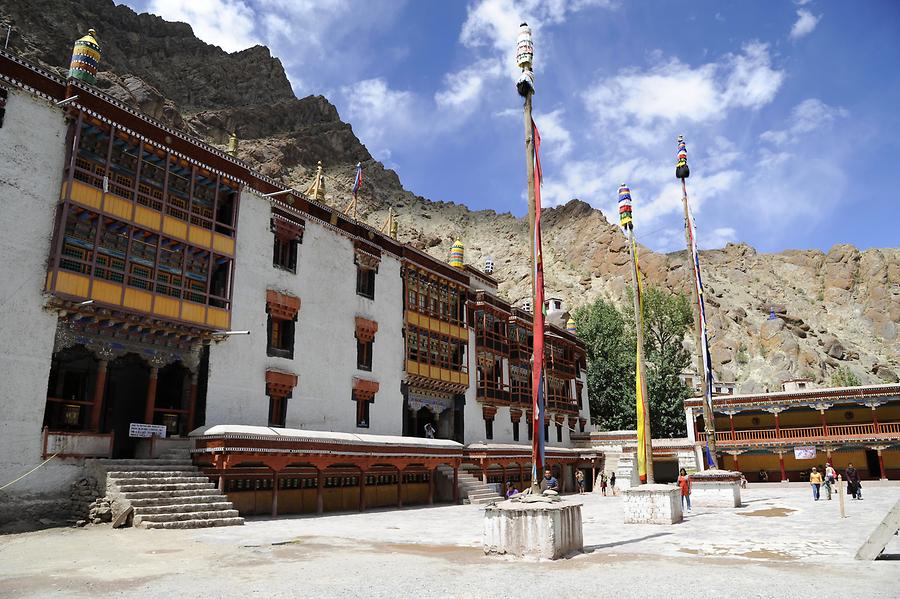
[
  {"xmin": 531, "ymin": 120, "xmax": 546, "ymax": 482},
  {"xmin": 633, "ymin": 237, "xmax": 647, "ymax": 483},
  {"xmin": 351, "ymin": 162, "xmax": 363, "ymax": 196}
]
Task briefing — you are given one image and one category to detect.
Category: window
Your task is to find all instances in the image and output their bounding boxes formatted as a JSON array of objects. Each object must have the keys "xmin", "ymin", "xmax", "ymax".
[
  {"xmin": 556, "ymin": 423, "xmax": 563, "ymax": 442},
  {"xmin": 268, "ymin": 394, "xmax": 287, "ymax": 427},
  {"xmin": 267, "ymin": 315, "xmax": 295, "ymax": 359},
  {"xmin": 512, "ymin": 421, "xmax": 520, "ymax": 442},
  {"xmin": 357, "ymin": 265, "xmax": 375, "ymax": 299},
  {"xmin": 544, "ymin": 422, "xmax": 550, "ymax": 442},
  {"xmin": 485, "ymin": 418, "xmax": 493, "ymax": 440},
  {"xmin": 273, "ymin": 236, "xmax": 298, "ymax": 272},
  {"xmin": 528, "ymin": 420, "xmax": 533, "ymax": 441},
  {"xmin": 579, "ymin": 419, "xmax": 586, "ymax": 433},
  {"xmin": 356, "ymin": 392, "xmax": 371, "ymax": 428},
  {"xmin": 357, "ymin": 338, "xmax": 373, "ymax": 371}
]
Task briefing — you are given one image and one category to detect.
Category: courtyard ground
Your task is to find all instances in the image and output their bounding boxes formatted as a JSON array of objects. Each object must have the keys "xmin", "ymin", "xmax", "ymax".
[{"xmin": 1, "ymin": 484, "xmax": 898, "ymax": 598}]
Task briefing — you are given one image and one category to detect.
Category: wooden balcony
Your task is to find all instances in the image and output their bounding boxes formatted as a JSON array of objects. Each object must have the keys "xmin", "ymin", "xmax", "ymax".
[{"xmin": 698, "ymin": 421, "xmax": 900, "ymax": 446}]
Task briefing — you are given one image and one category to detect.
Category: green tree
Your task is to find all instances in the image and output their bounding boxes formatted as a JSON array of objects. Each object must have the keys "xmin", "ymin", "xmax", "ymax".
[
  {"xmin": 572, "ymin": 299, "xmax": 634, "ymax": 430},
  {"xmin": 576, "ymin": 286, "xmax": 693, "ymax": 439},
  {"xmin": 830, "ymin": 367, "xmax": 861, "ymax": 387}
]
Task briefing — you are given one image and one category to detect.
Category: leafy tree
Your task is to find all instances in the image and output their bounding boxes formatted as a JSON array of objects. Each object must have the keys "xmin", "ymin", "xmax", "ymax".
[
  {"xmin": 830, "ymin": 367, "xmax": 861, "ymax": 388},
  {"xmin": 572, "ymin": 299, "xmax": 634, "ymax": 430},
  {"xmin": 575, "ymin": 286, "xmax": 693, "ymax": 438}
]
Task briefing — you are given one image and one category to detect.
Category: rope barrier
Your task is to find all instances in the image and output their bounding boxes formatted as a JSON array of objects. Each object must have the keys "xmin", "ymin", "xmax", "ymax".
[{"xmin": 0, "ymin": 453, "xmax": 59, "ymax": 491}]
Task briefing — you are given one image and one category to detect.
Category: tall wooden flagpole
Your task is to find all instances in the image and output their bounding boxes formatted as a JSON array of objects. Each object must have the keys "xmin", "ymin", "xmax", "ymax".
[
  {"xmin": 620, "ymin": 184, "xmax": 654, "ymax": 484},
  {"xmin": 677, "ymin": 135, "xmax": 718, "ymax": 468},
  {"xmin": 516, "ymin": 23, "xmax": 543, "ymax": 494}
]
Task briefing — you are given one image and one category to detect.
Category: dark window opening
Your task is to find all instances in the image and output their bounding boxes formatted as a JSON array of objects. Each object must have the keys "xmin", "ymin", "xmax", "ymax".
[
  {"xmin": 512, "ymin": 421, "xmax": 520, "ymax": 442},
  {"xmin": 528, "ymin": 421, "xmax": 533, "ymax": 441},
  {"xmin": 273, "ymin": 236, "xmax": 298, "ymax": 272},
  {"xmin": 356, "ymin": 396, "xmax": 371, "ymax": 428},
  {"xmin": 357, "ymin": 339, "xmax": 373, "ymax": 371},
  {"xmin": 357, "ymin": 266, "xmax": 376, "ymax": 299},
  {"xmin": 556, "ymin": 423, "xmax": 563, "ymax": 442},
  {"xmin": 210, "ymin": 257, "xmax": 231, "ymax": 308},
  {"xmin": 544, "ymin": 422, "xmax": 550, "ymax": 442},
  {"xmin": 267, "ymin": 315, "xmax": 295, "ymax": 359},
  {"xmin": 268, "ymin": 394, "xmax": 287, "ymax": 428},
  {"xmin": 579, "ymin": 420, "xmax": 586, "ymax": 433},
  {"xmin": 485, "ymin": 418, "xmax": 494, "ymax": 440}
]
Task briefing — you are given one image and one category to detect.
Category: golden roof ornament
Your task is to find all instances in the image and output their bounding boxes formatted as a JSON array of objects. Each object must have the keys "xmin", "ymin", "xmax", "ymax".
[
  {"xmin": 226, "ymin": 132, "xmax": 238, "ymax": 157},
  {"xmin": 305, "ymin": 161, "xmax": 326, "ymax": 202}
]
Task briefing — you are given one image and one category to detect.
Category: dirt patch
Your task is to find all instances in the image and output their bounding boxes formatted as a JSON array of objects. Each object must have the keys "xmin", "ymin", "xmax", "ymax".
[
  {"xmin": 740, "ymin": 550, "xmax": 796, "ymax": 561},
  {"xmin": 738, "ymin": 507, "xmax": 796, "ymax": 518}
]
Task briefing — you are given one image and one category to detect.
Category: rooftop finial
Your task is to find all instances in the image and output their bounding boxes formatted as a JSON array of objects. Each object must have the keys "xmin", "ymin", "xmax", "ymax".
[
  {"xmin": 305, "ymin": 160, "xmax": 326, "ymax": 202},
  {"xmin": 69, "ymin": 28, "xmax": 101, "ymax": 85}
]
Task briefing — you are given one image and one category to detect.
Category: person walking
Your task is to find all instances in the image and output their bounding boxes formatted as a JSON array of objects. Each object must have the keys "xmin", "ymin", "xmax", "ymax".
[
  {"xmin": 599, "ymin": 471, "xmax": 608, "ymax": 496},
  {"xmin": 678, "ymin": 468, "xmax": 692, "ymax": 512},
  {"xmin": 809, "ymin": 467, "xmax": 823, "ymax": 501},
  {"xmin": 575, "ymin": 470, "xmax": 585, "ymax": 494},
  {"xmin": 609, "ymin": 471, "xmax": 617, "ymax": 496},
  {"xmin": 846, "ymin": 463, "xmax": 862, "ymax": 500},
  {"xmin": 824, "ymin": 463, "xmax": 836, "ymax": 500}
]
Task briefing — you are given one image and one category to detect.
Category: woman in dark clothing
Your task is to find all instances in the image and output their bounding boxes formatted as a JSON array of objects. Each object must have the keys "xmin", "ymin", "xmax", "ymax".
[{"xmin": 845, "ymin": 463, "xmax": 862, "ymax": 500}]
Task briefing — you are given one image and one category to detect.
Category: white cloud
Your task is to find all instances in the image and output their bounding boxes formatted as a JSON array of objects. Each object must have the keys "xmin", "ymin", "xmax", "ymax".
[
  {"xmin": 147, "ymin": 0, "xmax": 260, "ymax": 52},
  {"xmin": 340, "ymin": 78, "xmax": 418, "ymax": 160},
  {"xmin": 701, "ymin": 227, "xmax": 737, "ymax": 249},
  {"xmin": 790, "ymin": 9, "xmax": 821, "ymax": 40},
  {"xmin": 760, "ymin": 98, "xmax": 847, "ymax": 145},
  {"xmin": 435, "ymin": 58, "xmax": 504, "ymax": 117},
  {"xmin": 533, "ymin": 108, "xmax": 573, "ymax": 159}
]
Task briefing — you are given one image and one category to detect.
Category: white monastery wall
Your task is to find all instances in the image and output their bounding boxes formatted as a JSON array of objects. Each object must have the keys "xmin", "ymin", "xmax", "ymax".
[
  {"xmin": 206, "ymin": 190, "xmax": 404, "ymax": 435},
  {"xmin": 0, "ymin": 91, "xmax": 81, "ymax": 510}
]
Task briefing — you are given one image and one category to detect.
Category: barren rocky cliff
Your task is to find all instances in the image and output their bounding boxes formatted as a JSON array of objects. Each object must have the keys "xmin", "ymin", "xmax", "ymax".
[{"xmin": 3, "ymin": 0, "xmax": 897, "ymax": 391}]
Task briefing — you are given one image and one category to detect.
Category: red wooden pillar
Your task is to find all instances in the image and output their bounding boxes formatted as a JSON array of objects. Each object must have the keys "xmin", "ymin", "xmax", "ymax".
[
  {"xmin": 729, "ymin": 414, "xmax": 736, "ymax": 442},
  {"xmin": 271, "ymin": 471, "xmax": 279, "ymax": 517},
  {"xmin": 877, "ymin": 449, "xmax": 887, "ymax": 480},
  {"xmin": 187, "ymin": 372, "xmax": 199, "ymax": 433},
  {"xmin": 452, "ymin": 466, "xmax": 459, "ymax": 503},
  {"xmin": 316, "ymin": 469, "xmax": 324, "ymax": 514},
  {"xmin": 144, "ymin": 366, "xmax": 159, "ymax": 424},
  {"xmin": 774, "ymin": 411, "xmax": 782, "ymax": 438},
  {"xmin": 778, "ymin": 452, "xmax": 787, "ymax": 482},
  {"xmin": 871, "ymin": 407, "xmax": 880, "ymax": 434},
  {"xmin": 397, "ymin": 467, "xmax": 403, "ymax": 508},
  {"xmin": 427, "ymin": 467, "xmax": 434, "ymax": 505},
  {"xmin": 90, "ymin": 359, "xmax": 108, "ymax": 432},
  {"xmin": 358, "ymin": 468, "xmax": 366, "ymax": 512},
  {"xmin": 732, "ymin": 453, "xmax": 740, "ymax": 471}
]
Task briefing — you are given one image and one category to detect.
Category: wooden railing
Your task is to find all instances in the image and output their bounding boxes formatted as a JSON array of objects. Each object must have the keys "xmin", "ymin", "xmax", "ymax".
[{"xmin": 698, "ymin": 421, "xmax": 900, "ymax": 445}]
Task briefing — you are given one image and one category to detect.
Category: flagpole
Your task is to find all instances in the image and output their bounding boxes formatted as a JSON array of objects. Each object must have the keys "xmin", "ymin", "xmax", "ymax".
[
  {"xmin": 677, "ymin": 136, "xmax": 718, "ymax": 468},
  {"xmin": 516, "ymin": 23, "xmax": 542, "ymax": 494},
  {"xmin": 620, "ymin": 182, "xmax": 654, "ymax": 485}
]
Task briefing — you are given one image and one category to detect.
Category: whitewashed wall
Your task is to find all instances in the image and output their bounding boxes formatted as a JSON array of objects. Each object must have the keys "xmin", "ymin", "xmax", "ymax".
[
  {"xmin": 206, "ymin": 190, "xmax": 405, "ymax": 435},
  {"xmin": 0, "ymin": 90, "xmax": 81, "ymax": 516}
]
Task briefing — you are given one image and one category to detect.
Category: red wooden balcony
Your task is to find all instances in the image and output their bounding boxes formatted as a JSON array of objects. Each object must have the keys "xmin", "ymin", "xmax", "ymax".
[{"xmin": 697, "ymin": 421, "xmax": 900, "ymax": 446}]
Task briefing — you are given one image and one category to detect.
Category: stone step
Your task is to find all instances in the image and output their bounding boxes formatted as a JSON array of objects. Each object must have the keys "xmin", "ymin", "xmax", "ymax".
[
  {"xmin": 111, "ymin": 476, "xmax": 211, "ymax": 486},
  {"xmin": 108, "ymin": 470, "xmax": 200, "ymax": 479},
  {"xmin": 469, "ymin": 496, "xmax": 500, "ymax": 504},
  {"xmin": 142, "ymin": 516, "xmax": 244, "ymax": 530},
  {"xmin": 98, "ymin": 459, "xmax": 194, "ymax": 467},
  {"xmin": 116, "ymin": 482, "xmax": 216, "ymax": 493},
  {"xmin": 125, "ymin": 488, "xmax": 222, "ymax": 501},
  {"xmin": 128, "ymin": 493, "xmax": 228, "ymax": 507},
  {"xmin": 467, "ymin": 491, "xmax": 501, "ymax": 500},
  {"xmin": 138, "ymin": 509, "xmax": 240, "ymax": 523},
  {"xmin": 135, "ymin": 501, "xmax": 234, "ymax": 515}
]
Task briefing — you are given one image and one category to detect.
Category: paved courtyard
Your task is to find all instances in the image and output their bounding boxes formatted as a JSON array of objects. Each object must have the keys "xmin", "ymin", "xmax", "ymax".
[{"xmin": 1, "ymin": 484, "xmax": 898, "ymax": 598}]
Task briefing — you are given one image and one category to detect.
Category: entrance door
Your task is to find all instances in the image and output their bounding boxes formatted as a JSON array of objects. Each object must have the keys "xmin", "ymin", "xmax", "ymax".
[
  {"xmin": 864, "ymin": 448, "xmax": 881, "ymax": 479},
  {"xmin": 104, "ymin": 353, "xmax": 150, "ymax": 458}
]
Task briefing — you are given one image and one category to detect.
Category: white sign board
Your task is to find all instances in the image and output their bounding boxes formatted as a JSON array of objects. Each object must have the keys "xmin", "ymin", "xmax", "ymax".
[
  {"xmin": 129, "ymin": 423, "xmax": 167, "ymax": 438},
  {"xmin": 793, "ymin": 446, "xmax": 817, "ymax": 460}
]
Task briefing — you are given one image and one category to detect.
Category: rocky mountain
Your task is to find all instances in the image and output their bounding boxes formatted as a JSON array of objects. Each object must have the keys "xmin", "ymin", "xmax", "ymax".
[{"xmin": 2, "ymin": 0, "xmax": 897, "ymax": 391}]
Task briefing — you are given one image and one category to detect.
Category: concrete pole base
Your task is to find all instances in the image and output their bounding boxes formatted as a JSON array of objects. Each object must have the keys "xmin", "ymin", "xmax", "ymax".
[{"xmin": 483, "ymin": 501, "xmax": 583, "ymax": 560}]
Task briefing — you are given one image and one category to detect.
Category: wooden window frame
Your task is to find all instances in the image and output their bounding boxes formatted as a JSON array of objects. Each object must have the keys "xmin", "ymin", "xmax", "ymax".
[
  {"xmin": 267, "ymin": 314, "xmax": 295, "ymax": 359},
  {"xmin": 357, "ymin": 338, "xmax": 373, "ymax": 371},
  {"xmin": 356, "ymin": 265, "xmax": 376, "ymax": 300}
]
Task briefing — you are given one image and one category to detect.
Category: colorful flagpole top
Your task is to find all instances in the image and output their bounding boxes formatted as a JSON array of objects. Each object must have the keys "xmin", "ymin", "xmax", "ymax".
[
  {"xmin": 516, "ymin": 22, "xmax": 535, "ymax": 97},
  {"xmin": 618, "ymin": 183, "xmax": 633, "ymax": 230},
  {"xmin": 676, "ymin": 135, "xmax": 690, "ymax": 179},
  {"xmin": 69, "ymin": 29, "xmax": 101, "ymax": 85},
  {"xmin": 449, "ymin": 238, "xmax": 465, "ymax": 268}
]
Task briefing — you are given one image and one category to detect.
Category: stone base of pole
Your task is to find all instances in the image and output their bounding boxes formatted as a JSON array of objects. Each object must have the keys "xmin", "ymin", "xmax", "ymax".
[
  {"xmin": 483, "ymin": 498, "xmax": 583, "ymax": 560},
  {"xmin": 689, "ymin": 469, "xmax": 742, "ymax": 508},
  {"xmin": 623, "ymin": 484, "xmax": 683, "ymax": 525}
]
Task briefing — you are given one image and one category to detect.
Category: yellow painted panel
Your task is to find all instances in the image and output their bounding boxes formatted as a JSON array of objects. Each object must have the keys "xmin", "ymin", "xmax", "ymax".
[
  {"xmin": 70, "ymin": 181, "xmax": 102, "ymax": 209},
  {"xmin": 440, "ymin": 368, "xmax": 451, "ymax": 382},
  {"xmin": 90, "ymin": 280, "xmax": 123, "ymax": 305},
  {"xmin": 55, "ymin": 271, "xmax": 90, "ymax": 298},
  {"xmin": 181, "ymin": 302, "xmax": 206, "ymax": 324},
  {"xmin": 153, "ymin": 296, "xmax": 180, "ymax": 319},
  {"xmin": 123, "ymin": 288, "xmax": 152, "ymax": 313},
  {"xmin": 406, "ymin": 360, "xmax": 419, "ymax": 375},
  {"xmin": 45, "ymin": 272, "xmax": 52, "ymax": 292},
  {"xmin": 135, "ymin": 205, "xmax": 161, "ymax": 230},
  {"xmin": 162, "ymin": 216, "xmax": 188, "ymax": 240},
  {"xmin": 452, "ymin": 372, "xmax": 461, "ymax": 385},
  {"xmin": 207, "ymin": 307, "xmax": 230, "ymax": 329},
  {"xmin": 189, "ymin": 226, "xmax": 212, "ymax": 248},
  {"xmin": 406, "ymin": 310, "xmax": 419, "ymax": 327},
  {"xmin": 461, "ymin": 373, "xmax": 469, "ymax": 387},
  {"xmin": 212, "ymin": 233, "xmax": 235, "ymax": 255},
  {"xmin": 440, "ymin": 321, "xmax": 450, "ymax": 335},
  {"xmin": 104, "ymin": 194, "xmax": 132, "ymax": 220}
]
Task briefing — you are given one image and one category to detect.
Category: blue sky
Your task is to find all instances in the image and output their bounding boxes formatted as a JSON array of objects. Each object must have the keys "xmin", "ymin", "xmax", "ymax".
[{"xmin": 120, "ymin": 1, "xmax": 900, "ymax": 253}]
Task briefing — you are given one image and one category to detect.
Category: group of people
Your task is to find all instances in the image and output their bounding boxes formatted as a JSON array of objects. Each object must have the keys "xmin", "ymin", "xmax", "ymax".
[
  {"xmin": 809, "ymin": 462, "xmax": 863, "ymax": 501},
  {"xmin": 502, "ymin": 469, "xmax": 618, "ymax": 498}
]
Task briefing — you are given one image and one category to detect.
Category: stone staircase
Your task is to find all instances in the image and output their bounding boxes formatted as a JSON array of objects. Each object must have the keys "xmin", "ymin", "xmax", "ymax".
[
  {"xmin": 96, "ymin": 448, "xmax": 243, "ymax": 529},
  {"xmin": 436, "ymin": 465, "xmax": 503, "ymax": 504}
]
